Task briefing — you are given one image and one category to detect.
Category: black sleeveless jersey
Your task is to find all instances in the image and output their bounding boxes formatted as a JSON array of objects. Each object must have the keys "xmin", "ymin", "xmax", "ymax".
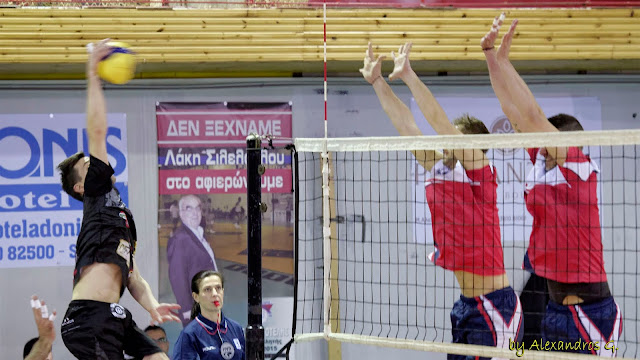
[{"xmin": 73, "ymin": 155, "xmax": 137, "ymax": 297}]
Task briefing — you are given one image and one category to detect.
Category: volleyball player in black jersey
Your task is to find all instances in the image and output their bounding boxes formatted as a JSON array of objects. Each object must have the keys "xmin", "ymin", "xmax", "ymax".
[{"xmin": 58, "ymin": 39, "xmax": 180, "ymax": 360}]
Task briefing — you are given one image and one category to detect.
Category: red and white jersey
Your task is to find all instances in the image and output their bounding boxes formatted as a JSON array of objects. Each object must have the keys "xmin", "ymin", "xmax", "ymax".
[
  {"xmin": 523, "ymin": 147, "xmax": 607, "ymax": 283},
  {"xmin": 426, "ymin": 160, "xmax": 505, "ymax": 276}
]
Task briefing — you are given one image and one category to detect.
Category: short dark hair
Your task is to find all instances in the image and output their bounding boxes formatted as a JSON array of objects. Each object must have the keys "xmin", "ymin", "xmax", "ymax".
[
  {"xmin": 57, "ymin": 152, "xmax": 85, "ymax": 202},
  {"xmin": 23, "ymin": 337, "xmax": 38, "ymax": 359},
  {"xmin": 548, "ymin": 113, "xmax": 584, "ymax": 132},
  {"xmin": 190, "ymin": 270, "xmax": 224, "ymax": 321},
  {"xmin": 453, "ymin": 114, "xmax": 490, "ymax": 153},
  {"xmin": 144, "ymin": 325, "xmax": 167, "ymax": 334}
]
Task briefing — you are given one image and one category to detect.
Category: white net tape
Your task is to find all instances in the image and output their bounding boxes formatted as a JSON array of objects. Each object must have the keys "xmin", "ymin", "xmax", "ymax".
[{"xmin": 295, "ymin": 129, "xmax": 640, "ymax": 153}]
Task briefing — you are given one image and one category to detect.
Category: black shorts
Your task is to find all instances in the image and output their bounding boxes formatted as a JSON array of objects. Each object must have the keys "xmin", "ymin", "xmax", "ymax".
[
  {"xmin": 61, "ymin": 300, "xmax": 161, "ymax": 360},
  {"xmin": 546, "ymin": 279, "xmax": 611, "ymax": 304}
]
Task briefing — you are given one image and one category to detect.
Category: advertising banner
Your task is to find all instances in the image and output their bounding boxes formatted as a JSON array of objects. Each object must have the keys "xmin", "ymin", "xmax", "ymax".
[
  {"xmin": 156, "ymin": 102, "xmax": 294, "ymax": 357},
  {"xmin": 0, "ymin": 113, "xmax": 128, "ymax": 268}
]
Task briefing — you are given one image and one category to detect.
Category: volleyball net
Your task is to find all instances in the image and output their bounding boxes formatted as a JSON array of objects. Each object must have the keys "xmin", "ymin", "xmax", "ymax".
[{"xmin": 291, "ymin": 130, "xmax": 640, "ymax": 359}]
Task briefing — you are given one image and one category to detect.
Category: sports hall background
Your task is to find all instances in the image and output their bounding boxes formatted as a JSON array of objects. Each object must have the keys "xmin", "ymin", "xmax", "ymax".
[{"xmin": 0, "ymin": 2, "xmax": 639, "ymax": 359}]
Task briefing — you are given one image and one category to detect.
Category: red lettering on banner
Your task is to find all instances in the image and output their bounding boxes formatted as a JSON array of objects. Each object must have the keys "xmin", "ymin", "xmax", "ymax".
[{"xmin": 159, "ymin": 169, "xmax": 292, "ymax": 195}]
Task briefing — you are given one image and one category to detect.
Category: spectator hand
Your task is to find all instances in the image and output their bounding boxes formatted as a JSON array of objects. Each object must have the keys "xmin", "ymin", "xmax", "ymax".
[{"xmin": 30, "ymin": 295, "xmax": 56, "ymax": 345}]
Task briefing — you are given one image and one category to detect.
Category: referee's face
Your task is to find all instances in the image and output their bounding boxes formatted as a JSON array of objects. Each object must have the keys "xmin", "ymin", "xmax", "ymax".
[{"xmin": 195, "ymin": 274, "xmax": 224, "ymax": 315}]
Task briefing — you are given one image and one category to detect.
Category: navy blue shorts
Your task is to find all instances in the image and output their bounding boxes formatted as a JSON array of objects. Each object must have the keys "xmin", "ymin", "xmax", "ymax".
[
  {"xmin": 542, "ymin": 297, "xmax": 622, "ymax": 356},
  {"xmin": 449, "ymin": 286, "xmax": 524, "ymax": 360}
]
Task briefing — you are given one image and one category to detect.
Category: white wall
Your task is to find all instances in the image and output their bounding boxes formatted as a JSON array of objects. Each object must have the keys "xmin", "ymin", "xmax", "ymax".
[{"xmin": 0, "ymin": 75, "xmax": 638, "ymax": 359}]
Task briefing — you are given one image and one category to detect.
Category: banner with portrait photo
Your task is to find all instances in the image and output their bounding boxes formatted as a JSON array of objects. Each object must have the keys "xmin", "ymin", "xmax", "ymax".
[
  {"xmin": 156, "ymin": 102, "xmax": 294, "ymax": 356},
  {"xmin": 0, "ymin": 113, "xmax": 128, "ymax": 268}
]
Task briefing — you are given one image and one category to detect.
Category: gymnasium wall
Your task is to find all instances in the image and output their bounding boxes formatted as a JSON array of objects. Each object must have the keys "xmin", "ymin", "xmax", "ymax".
[
  {"xmin": 0, "ymin": 7, "xmax": 638, "ymax": 79},
  {"xmin": 0, "ymin": 75, "xmax": 638, "ymax": 359}
]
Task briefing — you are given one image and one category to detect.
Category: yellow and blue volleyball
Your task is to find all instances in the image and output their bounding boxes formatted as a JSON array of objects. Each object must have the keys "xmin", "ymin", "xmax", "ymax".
[{"xmin": 97, "ymin": 41, "xmax": 136, "ymax": 85}]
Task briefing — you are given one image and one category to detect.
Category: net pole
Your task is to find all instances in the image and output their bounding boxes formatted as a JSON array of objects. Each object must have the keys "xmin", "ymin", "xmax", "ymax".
[
  {"xmin": 321, "ymin": 5, "xmax": 342, "ymax": 359},
  {"xmin": 323, "ymin": 2, "xmax": 327, "ymax": 141},
  {"xmin": 321, "ymin": 1, "xmax": 331, "ymax": 339},
  {"xmin": 246, "ymin": 134, "xmax": 265, "ymax": 360}
]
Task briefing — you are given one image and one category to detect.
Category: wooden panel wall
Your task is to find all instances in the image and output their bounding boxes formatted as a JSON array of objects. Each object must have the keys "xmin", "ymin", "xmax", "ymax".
[{"xmin": 0, "ymin": 8, "xmax": 637, "ymax": 78}]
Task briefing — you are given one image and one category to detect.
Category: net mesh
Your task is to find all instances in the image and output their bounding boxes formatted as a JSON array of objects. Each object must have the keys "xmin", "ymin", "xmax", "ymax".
[{"xmin": 294, "ymin": 130, "xmax": 640, "ymax": 360}]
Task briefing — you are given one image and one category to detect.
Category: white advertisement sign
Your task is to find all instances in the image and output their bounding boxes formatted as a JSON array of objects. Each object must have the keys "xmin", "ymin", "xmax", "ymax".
[
  {"xmin": 263, "ymin": 297, "xmax": 294, "ymax": 358},
  {"xmin": 0, "ymin": 113, "xmax": 128, "ymax": 268}
]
